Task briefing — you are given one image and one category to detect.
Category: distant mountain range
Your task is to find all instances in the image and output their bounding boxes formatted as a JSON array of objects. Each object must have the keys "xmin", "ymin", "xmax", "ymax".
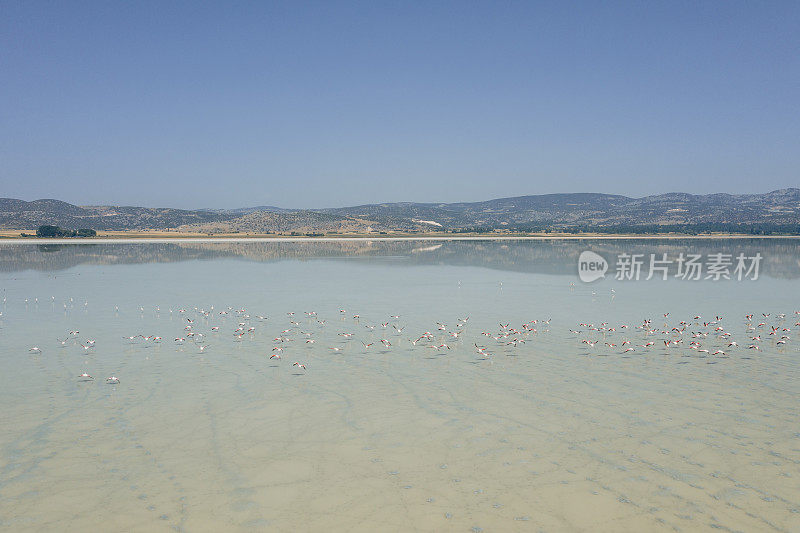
[{"xmin": 1, "ymin": 188, "xmax": 799, "ymax": 234}]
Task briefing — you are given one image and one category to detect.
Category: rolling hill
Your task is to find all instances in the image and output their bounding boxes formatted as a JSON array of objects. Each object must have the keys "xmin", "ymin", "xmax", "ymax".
[{"xmin": 1, "ymin": 188, "xmax": 798, "ymax": 234}]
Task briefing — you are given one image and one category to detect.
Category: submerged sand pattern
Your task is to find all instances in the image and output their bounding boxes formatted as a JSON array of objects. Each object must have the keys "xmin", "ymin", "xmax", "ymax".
[{"xmin": 0, "ymin": 241, "xmax": 798, "ymax": 531}]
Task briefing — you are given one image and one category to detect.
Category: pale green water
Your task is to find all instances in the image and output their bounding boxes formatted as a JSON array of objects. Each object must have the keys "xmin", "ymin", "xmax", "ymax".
[{"xmin": 0, "ymin": 239, "xmax": 798, "ymax": 532}]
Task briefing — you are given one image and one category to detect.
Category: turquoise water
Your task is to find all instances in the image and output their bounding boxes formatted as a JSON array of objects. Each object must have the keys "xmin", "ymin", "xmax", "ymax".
[{"xmin": 0, "ymin": 239, "xmax": 798, "ymax": 532}]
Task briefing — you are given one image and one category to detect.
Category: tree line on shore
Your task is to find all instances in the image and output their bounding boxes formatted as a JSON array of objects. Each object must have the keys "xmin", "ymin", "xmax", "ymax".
[
  {"xmin": 452, "ymin": 222, "xmax": 800, "ymax": 235},
  {"xmin": 15, "ymin": 222, "xmax": 800, "ymax": 237},
  {"xmin": 23, "ymin": 225, "xmax": 97, "ymax": 238}
]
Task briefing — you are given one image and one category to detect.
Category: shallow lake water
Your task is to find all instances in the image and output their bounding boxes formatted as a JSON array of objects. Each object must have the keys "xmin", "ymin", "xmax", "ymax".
[{"xmin": 0, "ymin": 239, "xmax": 798, "ymax": 532}]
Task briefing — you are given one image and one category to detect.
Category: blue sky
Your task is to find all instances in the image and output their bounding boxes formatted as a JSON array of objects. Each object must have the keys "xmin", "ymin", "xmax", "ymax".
[{"xmin": 1, "ymin": 1, "xmax": 798, "ymax": 209}]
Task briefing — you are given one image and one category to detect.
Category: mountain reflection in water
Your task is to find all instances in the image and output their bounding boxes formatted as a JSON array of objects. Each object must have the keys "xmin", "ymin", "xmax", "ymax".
[{"xmin": 0, "ymin": 238, "xmax": 798, "ymax": 279}]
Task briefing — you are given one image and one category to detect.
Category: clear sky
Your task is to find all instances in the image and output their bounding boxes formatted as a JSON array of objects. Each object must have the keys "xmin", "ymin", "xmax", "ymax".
[{"xmin": 1, "ymin": 1, "xmax": 798, "ymax": 209}]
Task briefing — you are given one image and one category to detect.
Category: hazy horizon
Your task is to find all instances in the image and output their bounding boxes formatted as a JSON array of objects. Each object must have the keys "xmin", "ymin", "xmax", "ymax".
[
  {"xmin": 2, "ymin": 186, "xmax": 798, "ymax": 212},
  {"xmin": 2, "ymin": 2, "xmax": 799, "ymax": 209}
]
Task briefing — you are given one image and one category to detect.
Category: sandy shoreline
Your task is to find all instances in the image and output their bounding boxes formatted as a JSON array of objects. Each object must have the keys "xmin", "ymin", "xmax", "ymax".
[{"xmin": 1, "ymin": 233, "xmax": 798, "ymax": 244}]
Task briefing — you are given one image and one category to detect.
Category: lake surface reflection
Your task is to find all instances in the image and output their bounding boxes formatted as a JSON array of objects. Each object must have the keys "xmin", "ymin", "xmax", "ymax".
[{"xmin": 0, "ymin": 239, "xmax": 798, "ymax": 532}]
